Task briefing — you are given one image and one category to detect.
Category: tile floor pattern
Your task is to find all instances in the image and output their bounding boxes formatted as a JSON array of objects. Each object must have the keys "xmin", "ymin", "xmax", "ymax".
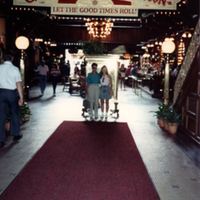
[{"xmin": 0, "ymin": 84, "xmax": 200, "ymax": 200}]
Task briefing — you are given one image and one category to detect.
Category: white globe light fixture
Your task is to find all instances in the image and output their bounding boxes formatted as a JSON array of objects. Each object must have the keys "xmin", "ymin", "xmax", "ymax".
[
  {"xmin": 143, "ymin": 52, "xmax": 150, "ymax": 58},
  {"xmin": 15, "ymin": 36, "xmax": 30, "ymax": 87},
  {"xmin": 161, "ymin": 37, "xmax": 176, "ymax": 105},
  {"xmin": 161, "ymin": 37, "xmax": 175, "ymax": 54},
  {"xmin": 15, "ymin": 36, "xmax": 29, "ymax": 50}
]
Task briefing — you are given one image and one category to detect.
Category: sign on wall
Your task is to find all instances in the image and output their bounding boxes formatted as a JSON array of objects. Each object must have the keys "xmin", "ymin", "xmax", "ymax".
[
  {"xmin": 13, "ymin": 0, "xmax": 51, "ymax": 7},
  {"xmin": 13, "ymin": 0, "xmax": 181, "ymax": 16},
  {"xmin": 51, "ymin": 5, "xmax": 138, "ymax": 17}
]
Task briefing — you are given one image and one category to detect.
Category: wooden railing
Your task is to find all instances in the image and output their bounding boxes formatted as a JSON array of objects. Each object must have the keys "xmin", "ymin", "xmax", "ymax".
[{"xmin": 173, "ymin": 19, "xmax": 200, "ymax": 104}]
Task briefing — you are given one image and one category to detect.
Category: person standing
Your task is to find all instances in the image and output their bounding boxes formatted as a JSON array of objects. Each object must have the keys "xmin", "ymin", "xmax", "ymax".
[
  {"xmin": 60, "ymin": 59, "xmax": 70, "ymax": 85},
  {"xmin": 119, "ymin": 64, "xmax": 126, "ymax": 90},
  {"xmin": 0, "ymin": 53, "xmax": 23, "ymax": 148},
  {"xmin": 35, "ymin": 60, "xmax": 49, "ymax": 96},
  {"xmin": 86, "ymin": 63, "xmax": 100, "ymax": 121},
  {"xmin": 50, "ymin": 63, "xmax": 61, "ymax": 96},
  {"xmin": 99, "ymin": 65, "xmax": 112, "ymax": 120}
]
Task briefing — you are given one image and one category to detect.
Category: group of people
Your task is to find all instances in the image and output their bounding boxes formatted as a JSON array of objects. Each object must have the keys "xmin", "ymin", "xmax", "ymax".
[
  {"xmin": 35, "ymin": 60, "xmax": 70, "ymax": 97},
  {"xmin": 86, "ymin": 63, "xmax": 113, "ymax": 121},
  {"xmin": 0, "ymin": 57, "xmax": 113, "ymax": 147},
  {"xmin": 118, "ymin": 62, "xmax": 141, "ymax": 90}
]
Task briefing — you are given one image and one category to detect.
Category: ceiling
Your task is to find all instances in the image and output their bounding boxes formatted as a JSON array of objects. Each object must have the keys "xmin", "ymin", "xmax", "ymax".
[{"xmin": 0, "ymin": 0, "xmax": 199, "ymax": 53}]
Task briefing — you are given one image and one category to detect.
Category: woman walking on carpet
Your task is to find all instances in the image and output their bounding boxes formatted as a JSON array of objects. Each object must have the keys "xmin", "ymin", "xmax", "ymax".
[{"xmin": 99, "ymin": 65, "xmax": 113, "ymax": 120}]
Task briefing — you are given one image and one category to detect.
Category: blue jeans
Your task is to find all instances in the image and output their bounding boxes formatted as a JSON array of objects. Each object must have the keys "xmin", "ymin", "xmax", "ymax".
[
  {"xmin": 51, "ymin": 76, "xmax": 59, "ymax": 94},
  {"xmin": 0, "ymin": 89, "xmax": 21, "ymax": 142},
  {"xmin": 39, "ymin": 75, "xmax": 47, "ymax": 94}
]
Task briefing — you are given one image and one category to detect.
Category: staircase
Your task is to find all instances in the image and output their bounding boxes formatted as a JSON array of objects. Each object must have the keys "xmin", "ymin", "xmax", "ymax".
[
  {"xmin": 173, "ymin": 19, "xmax": 200, "ymax": 104},
  {"xmin": 173, "ymin": 19, "xmax": 200, "ymax": 144}
]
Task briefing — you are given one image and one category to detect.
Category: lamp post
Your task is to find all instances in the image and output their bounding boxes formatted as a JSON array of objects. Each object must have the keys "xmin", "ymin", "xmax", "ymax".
[
  {"xmin": 15, "ymin": 36, "xmax": 30, "ymax": 99},
  {"xmin": 161, "ymin": 37, "xmax": 176, "ymax": 105},
  {"xmin": 15, "ymin": 36, "xmax": 29, "ymax": 84}
]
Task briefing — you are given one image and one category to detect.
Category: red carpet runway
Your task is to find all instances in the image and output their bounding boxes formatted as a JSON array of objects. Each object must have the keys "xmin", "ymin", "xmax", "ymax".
[{"xmin": 1, "ymin": 121, "xmax": 159, "ymax": 200}]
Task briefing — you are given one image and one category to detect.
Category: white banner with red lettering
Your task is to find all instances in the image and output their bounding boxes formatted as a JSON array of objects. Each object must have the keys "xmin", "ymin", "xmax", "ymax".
[{"xmin": 13, "ymin": 0, "xmax": 181, "ymax": 16}]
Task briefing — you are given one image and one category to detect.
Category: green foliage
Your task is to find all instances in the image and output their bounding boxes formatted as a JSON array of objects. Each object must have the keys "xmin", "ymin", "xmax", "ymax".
[
  {"xmin": 154, "ymin": 103, "xmax": 181, "ymax": 123},
  {"xmin": 20, "ymin": 103, "xmax": 31, "ymax": 122},
  {"xmin": 154, "ymin": 103, "xmax": 170, "ymax": 119},
  {"xmin": 5, "ymin": 103, "xmax": 31, "ymax": 125},
  {"xmin": 83, "ymin": 41, "xmax": 106, "ymax": 55},
  {"xmin": 165, "ymin": 107, "xmax": 181, "ymax": 123}
]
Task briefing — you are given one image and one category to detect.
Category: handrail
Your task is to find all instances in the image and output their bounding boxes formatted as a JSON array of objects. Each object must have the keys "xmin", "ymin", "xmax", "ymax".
[{"xmin": 173, "ymin": 19, "xmax": 200, "ymax": 104}]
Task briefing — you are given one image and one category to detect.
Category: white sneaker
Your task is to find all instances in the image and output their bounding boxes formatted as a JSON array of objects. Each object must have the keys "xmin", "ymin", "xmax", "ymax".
[
  {"xmin": 89, "ymin": 115, "xmax": 94, "ymax": 121},
  {"xmin": 100, "ymin": 113, "xmax": 104, "ymax": 119},
  {"xmin": 105, "ymin": 113, "xmax": 108, "ymax": 118}
]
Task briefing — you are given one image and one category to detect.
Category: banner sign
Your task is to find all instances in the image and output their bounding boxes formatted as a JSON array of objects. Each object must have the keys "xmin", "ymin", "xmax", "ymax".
[
  {"xmin": 13, "ymin": 0, "xmax": 51, "ymax": 7},
  {"xmin": 135, "ymin": 0, "xmax": 180, "ymax": 10},
  {"xmin": 13, "ymin": 0, "xmax": 181, "ymax": 16},
  {"xmin": 51, "ymin": 6, "xmax": 138, "ymax": 17}
]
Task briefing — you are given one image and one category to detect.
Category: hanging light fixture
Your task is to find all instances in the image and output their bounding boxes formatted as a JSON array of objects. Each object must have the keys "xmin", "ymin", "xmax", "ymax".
[
  {"xmin": 85, "ymin": 18, "xmax": 113, "ymax": 39},
  {"xmin": 177, "ymin": 38, "xmax": 185, "ymax": 65},
  {"xmin": 182, "ymin": 31, "xmax": 192, "ymax": 38}
]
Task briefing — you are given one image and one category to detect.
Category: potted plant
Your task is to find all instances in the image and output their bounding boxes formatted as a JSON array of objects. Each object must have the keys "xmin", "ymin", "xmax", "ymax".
[
  {"xmin": 4, "ymin": 103, "xmax": 31, "ymax": 134},
  {"xmin": 165, "ymin": 107, "xmax": 181, "ymax": 135},
  {"xmin": 20, "ymin": 102, "xmax": 31, "ymax": 123},
  {"xmin": 154, "ymin": 103, "xmax": 169, "ymax": 129}
]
